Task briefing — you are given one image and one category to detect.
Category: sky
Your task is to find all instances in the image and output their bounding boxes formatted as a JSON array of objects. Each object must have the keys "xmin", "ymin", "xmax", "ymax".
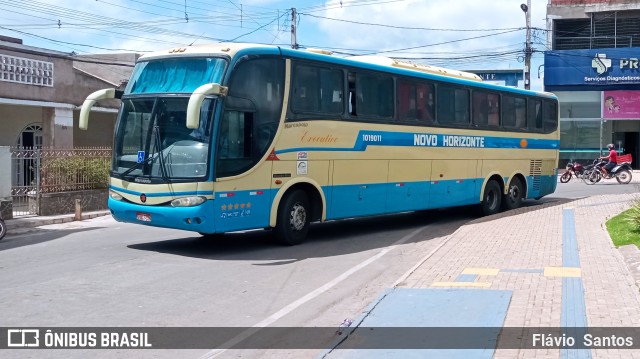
[{"xmin": 0, "ymin": 0, "xmax": 550, "ymax": 90}]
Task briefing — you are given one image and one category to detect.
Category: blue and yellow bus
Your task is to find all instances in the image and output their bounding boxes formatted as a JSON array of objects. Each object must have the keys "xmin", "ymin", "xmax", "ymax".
[{"xmin": 80, "ymin": 43, "xmax": 559, "ymax": 245}]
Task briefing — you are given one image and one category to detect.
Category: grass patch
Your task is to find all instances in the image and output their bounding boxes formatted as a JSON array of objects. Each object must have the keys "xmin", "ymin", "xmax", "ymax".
[{"xmin": 606, "ymin": 208, "xmax": 640, "ymax": 248}]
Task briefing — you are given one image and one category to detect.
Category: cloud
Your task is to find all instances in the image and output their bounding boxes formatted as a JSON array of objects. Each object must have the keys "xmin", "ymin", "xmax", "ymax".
[{"xmin": 303, "ymin": 0, "xmax": 547, "ymax": 71}]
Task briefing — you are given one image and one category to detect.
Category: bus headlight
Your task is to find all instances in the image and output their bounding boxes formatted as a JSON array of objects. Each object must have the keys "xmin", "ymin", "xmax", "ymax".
[
  {"xmin": 109, "ymin": 190, "xmax": 123, "ymax": 201},
  {"xmin": 171, "ymin": 196, "xmax": 207, "ymax": 207}
]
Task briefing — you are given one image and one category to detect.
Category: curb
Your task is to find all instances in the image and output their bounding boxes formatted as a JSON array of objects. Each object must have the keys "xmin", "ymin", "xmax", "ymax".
[{"xmin": 5, "ymin": 210, "xmax": 112, "ymax": 231}]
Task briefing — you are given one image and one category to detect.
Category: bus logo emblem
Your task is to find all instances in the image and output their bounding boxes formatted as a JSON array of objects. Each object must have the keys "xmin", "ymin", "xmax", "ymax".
[{"xmin": 140, "ymin": 193, "xmax": 147, "ymax": 203}]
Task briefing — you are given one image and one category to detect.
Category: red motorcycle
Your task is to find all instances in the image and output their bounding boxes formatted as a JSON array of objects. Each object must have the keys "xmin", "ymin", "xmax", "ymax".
[{"xmin": 560, "ymin": 161, "xmax": 585, "ymax": 183}]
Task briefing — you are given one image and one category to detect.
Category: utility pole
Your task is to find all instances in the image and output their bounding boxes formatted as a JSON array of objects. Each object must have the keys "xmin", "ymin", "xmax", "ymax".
[
  {"xmin": 521, "ymin": 0, "xmax": 532, "ymax": 90},
  {"xmin": 291, "ymin": 8, "xmax": 298, "ymax": 49}
]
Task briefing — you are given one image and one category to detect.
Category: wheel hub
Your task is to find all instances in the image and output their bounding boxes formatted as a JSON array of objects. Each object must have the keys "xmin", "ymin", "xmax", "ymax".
[
  {"xmin": 290, "ymin": 203, "xmax": 306, "ymax": 231},
  {"xmin": 509, "ymin": 185, "xmax": 519, "ymax": 199}
]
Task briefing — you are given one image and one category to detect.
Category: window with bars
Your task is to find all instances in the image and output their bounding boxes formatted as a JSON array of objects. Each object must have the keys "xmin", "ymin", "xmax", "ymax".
[
  {"xmin": 553, "ymin": 10, "xmax": 640, "ymax": 50},
  {"xmin": 0, "ymin": 54, "xmax": 54, "ymax": 87}
]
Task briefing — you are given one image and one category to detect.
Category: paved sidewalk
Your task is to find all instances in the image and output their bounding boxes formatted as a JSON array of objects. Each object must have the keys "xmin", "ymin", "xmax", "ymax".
[
  {"xmin": 324, "ymin": 194, "xmax": 640, "ymax": 358},
  {"xmin": 3, "ymin": 210, "xmax": 111, "ymax": 232}
]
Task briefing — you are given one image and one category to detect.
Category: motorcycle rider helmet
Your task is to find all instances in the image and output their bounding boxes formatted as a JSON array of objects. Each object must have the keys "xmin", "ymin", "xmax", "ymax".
[{"xmin": 607, "ymin": 144, "xmax": 614, "ymax": 150}]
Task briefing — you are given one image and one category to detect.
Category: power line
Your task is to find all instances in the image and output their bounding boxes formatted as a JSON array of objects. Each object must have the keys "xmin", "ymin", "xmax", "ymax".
[
  {"xmin": 0, "ymin": 26, "xmax": 152, "ymax": 52},
  {"xmin": 300, "ymin": 13, "xmax": 524, "ymax": 32},
  {"xmin": 362, "ymin": 29, "xmax": 524, "ymax": 56}
]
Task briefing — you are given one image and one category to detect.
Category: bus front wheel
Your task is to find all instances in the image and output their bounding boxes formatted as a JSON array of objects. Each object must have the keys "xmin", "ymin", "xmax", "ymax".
[
  {"xmin": 275, "ymin": 190, "xmax": 310, "ymax": 245},
  {"xmin": 481, "ymin": 180, "xmax": 502, "ymax": 216}
]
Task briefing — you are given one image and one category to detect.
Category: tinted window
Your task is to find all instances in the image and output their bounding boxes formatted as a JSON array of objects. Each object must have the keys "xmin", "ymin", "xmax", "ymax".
[
  {"xmin": 472, "ymin": 91, "xmax": 500, "ymax": 127},
  {"xmin": 217, "ymin": 57, "xmax": 285, "ymax": 178},
  {"xmin": 292, "ymin": 64, "xmax": 343, "ymax": 114},
  {"xmin": 355, "ymin": 72, "xmax": 394, "ymax": 118},
  {"xmin": 502, "ymin": 95, "xmax": 526, "ymax": 129},
  {"xmin": 437, "ymin": 85, "xmax": 469, "ymax": 124},
  {"xmin": 397, "ymin": 79, "xmax": 435, "ymax": 123},
  {"xmin": 528, "ymin": 99, "xmax": 543, "ymax": 130},
  {"xmin": 543, "ymin": 100, "xmax": 558, "ymax": 132}
]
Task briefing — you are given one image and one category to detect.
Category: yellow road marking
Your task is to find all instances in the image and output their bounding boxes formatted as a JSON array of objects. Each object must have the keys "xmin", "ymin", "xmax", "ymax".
[
  {"xmin": 462, "ymin": 268, "xmax": 500, "ymax": 276},
  {"xmin": 543, "ymin": 267, "xmax": 581, "ymax": 277}
]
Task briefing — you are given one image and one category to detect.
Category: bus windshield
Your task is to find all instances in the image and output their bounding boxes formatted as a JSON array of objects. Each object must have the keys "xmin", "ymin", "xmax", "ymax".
[
  {"xmin": 112, "ymin": 97, "xmax": 215, "ymax": 181},
  {"xmin": 125, "ymin": 57, "xmax": 227, "ymax": 94}
]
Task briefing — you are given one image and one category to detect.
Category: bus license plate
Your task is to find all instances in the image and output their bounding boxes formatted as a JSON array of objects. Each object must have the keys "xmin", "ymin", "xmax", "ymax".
[{"xmin": 136, "ymin": 212, "xmax": 152, "ymax": 222}]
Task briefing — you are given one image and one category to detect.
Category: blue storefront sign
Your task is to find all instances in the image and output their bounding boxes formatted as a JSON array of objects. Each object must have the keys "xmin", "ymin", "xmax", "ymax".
[
  {"xmin": 545, "ymin": 47, "xmax": 640, "ymax": 90},
  {"xmin": 467, "ymin": 70, "xmax": 523, "ymax": 87}
]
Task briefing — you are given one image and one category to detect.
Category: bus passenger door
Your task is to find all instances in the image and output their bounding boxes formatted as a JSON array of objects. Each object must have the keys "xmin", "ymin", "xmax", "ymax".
[
  {"xmin": 430, "ymin": 160, "xmax": 478, "ymax": 207},
  {"xmin": 387, "ymin": 160, "xmax": 431, "ymax": 212},
  {"xmin": 330, "ymin": 160, "xmax": 388, "ymax": 219}
]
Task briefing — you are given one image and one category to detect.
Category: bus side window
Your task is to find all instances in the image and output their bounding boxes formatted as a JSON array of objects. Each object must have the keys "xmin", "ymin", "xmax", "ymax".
[
  {"xmin": 437, "ymin": 85, "xmax": 469, "ymax": 125},
  {"xmin": 353, "ymin": 72, "xmax": 393, "ymax": 119},
  {"xmin": 502, "ymin": 95, "xmax": 527, "ymax": 130},
  {"xmin": 543, "ymin": 100, "xmax": 558, "ymax": 132},
  {"xmin": 472, "ymin": 91, "xmax": 489, "ymax": 126},
  {"xmin": 515, "ymin": 97, "xmax": 527, "ymax": 129},
  {"xmin": 473, "ymin": 91, "xmax": 500, "ymax": 127},
  {"xmin": 488, "ymin": 94, "xmax": 500, "ymax": 126},
  {"xmin": 217, "ymin": 57, "xmax": 284, "ymax": 178},
  {"xmin": 398, "ymin": 80, "xmax": 434, "ymax": 124},
  {"xmin": 528, "ymin": 99, "xmax": 543, "ymax": 130},
  {"xmin": 292, "ymin": 64, "xmax": 343, "ymax": 114},
  {"xmin": 348, "ymin": 71, "xmax": 357, "ymax": 116},
  {"xmin": 417, "ymin": 83, "xmax": 435, "ymax": 123}
]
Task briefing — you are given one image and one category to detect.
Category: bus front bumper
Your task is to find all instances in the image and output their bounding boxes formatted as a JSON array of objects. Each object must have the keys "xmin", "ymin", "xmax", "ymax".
[{"xmin": 108, "ymin": 197, "xmax": 216, "ymax": 233}]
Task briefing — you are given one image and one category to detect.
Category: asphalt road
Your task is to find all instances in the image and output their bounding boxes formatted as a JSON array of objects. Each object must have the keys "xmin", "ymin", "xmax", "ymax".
[{"xmin": 0, "ymin": 177, "xmax": 637, "ymax": 359}]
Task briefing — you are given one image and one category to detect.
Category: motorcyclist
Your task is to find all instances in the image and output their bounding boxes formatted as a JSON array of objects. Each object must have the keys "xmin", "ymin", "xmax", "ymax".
[{"xmin": 599, "ymin": 144, "xmax": 618, "ymax": 178}]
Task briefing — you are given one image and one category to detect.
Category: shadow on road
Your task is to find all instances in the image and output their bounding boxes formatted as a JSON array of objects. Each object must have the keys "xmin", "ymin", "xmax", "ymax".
[
  {"xmin": 0, "ymin": 227, "xmax": 110, "ymax": 251},
  {"xmin": 127, "ymin": 198, "xmax": 578, "ymax": 261},
  {"xmin": 128, "ymin": 208, "xmax": 463, "ymax": 261}
]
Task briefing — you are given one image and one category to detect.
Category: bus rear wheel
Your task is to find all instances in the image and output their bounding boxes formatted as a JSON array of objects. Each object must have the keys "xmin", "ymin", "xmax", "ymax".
[
  {"xmin": 481, "ymin": 180, "xmax": 502, "ymax": 216},
  {"xmin": 275, "ymin": 190, "xmax": 310, "ymax": 246},
  {"xmin": 503, "ymin": 178, "xmax": 524, "ymax": 211}
]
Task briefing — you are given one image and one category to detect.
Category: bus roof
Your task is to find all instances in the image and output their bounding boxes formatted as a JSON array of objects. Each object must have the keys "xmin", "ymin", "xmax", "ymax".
[{"xmin": 137, "ymin": 43, "xmax": 557, "ymax": 100}]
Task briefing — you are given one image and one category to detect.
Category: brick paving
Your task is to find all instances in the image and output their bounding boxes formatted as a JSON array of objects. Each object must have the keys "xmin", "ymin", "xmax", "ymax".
[{"xmin": 397, "ymin": 194, "xmax": 640, "ymax": 358}]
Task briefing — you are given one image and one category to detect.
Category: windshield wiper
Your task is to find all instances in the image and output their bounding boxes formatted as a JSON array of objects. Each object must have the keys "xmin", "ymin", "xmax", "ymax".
[
  {"xmin": 120, "ymin": 151, "xmax": 158, "ymax": 178},
  {"xmin": 153, "ymin": 125, "xmax": 171, "ymax": 182},
  {"xmin": 120, "ymin": 125, "xmax": 170, "ymax": 181}
]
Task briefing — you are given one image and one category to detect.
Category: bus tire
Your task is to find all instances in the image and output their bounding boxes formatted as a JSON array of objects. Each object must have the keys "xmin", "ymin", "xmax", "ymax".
[
  {"xmin": 0, "ymin": 219, "xmax": 5, "ymax": 240},
  {"xmin": 503, "ymin": 178, "xmax": 524, "ymax": 211},
  {"xmin": 481, "ymin": 180, "xmax": 502, "ymax": 216},
  {"xmin": 275, "ymin": 190, "xmax": 310, "ymax": 246}
]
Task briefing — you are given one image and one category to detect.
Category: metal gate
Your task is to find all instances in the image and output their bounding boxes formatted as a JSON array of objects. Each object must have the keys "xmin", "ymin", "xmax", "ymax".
[{"xmin": 11, "ymin": 146, "xmax": 39, "ymax": 217}]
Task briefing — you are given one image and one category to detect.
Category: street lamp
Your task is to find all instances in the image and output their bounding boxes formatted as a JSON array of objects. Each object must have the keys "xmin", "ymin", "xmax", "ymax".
[{"xmin": 521, "ymin": 1, "xmax": 531, "ymax": 90}]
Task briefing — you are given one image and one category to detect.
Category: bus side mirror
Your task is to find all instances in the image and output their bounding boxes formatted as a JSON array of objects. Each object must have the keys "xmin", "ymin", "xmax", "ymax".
[
  {"xmin": 186, "ymin": 83, "xmax": 227, "ymax": 129},
  {"xmin": 79, "ymin": 88, "xmax": 122, "ymax": 130}
]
